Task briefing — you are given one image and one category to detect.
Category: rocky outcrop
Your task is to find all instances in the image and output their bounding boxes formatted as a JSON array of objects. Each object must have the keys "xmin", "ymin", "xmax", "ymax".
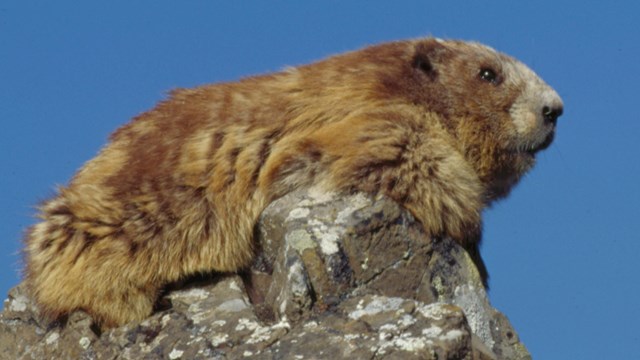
[{"xmin": 1, "ymin": 189, "xmax": 530, "ymax": 359}]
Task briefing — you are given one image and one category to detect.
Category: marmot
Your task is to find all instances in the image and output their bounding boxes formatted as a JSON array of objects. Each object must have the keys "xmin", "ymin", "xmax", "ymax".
[{"xmin": 24, "ymin": 38, "xmax": 563, "ymax": 328}]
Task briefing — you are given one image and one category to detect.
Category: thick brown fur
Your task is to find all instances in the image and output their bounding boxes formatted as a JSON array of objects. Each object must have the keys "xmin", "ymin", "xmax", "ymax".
[{"xmin": 23, "ymin": 38, "xmax": 563, "ymax": 328}]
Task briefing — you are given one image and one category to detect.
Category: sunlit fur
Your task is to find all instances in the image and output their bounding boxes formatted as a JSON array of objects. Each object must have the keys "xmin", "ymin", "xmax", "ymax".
[{"xmin": 23, "ymin": 38, "xmax": 562, "ymax": 328}]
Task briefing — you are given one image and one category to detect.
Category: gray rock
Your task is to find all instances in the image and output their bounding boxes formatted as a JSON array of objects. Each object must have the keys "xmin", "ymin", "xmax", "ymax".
[{"xmin": 1, "ymin": 189, "xmax": 530, "ymax": 359}]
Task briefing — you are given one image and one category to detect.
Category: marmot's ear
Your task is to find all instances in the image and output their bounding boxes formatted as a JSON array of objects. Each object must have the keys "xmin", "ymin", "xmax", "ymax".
[{"xmin": 412, "ymin": 39, "xmax": 449, "ymax": 79}]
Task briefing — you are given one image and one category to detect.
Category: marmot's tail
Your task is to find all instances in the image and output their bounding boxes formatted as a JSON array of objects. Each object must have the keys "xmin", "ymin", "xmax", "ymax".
[
  {"xmin": 23, "ymin": 188, "xmax": 156, "ymax": 328},
  {"xmin": 23, "ymin": 194, "xmax": 89, "ymax": 322}
]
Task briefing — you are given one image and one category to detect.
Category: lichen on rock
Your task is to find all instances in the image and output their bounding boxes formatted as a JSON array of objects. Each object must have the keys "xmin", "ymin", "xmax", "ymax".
[{"xmin": 1, "ymin": 190, "xmax": 530, "ymax": 359}]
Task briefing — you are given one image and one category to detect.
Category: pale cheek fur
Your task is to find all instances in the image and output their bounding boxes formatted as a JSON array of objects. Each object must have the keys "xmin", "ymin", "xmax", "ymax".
[
  {"xmin": 506, "ymin": 61, "xmax": 562, "ymax": 149},
  {"xmin": 510, "ymin": 106, "xmax": 544, "ymax": 143},
  {"xmin": 508, "ymin": 86, "xmax": 557, "ymax": 149}
]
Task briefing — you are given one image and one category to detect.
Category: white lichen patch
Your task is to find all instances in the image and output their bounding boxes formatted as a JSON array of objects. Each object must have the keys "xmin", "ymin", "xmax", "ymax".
[
  {"xmin": 318, "ymin": 231, "xmax": 340, "ymax": 255},
  {"xmin": 431, "ymin": 276, "xmax": 446, "ymax": 297},
  {"xmin": 228, "ymin": 280, "xmax": 242, "ymax": 292},
  {"xmin": 217, "ymin": 298, "xmax": 250, "ymax": 313},
  {"xmin": 162, "ymin": 314, "xmax": 173, "ymax": 327},
  {"xmin": 190, "ymin": 311, "xmax": 210, "ymax": 325},
  {"xmin": 377, "ymin": 332, "xmax": 428, "ymax": 355},
  {"xmin": 288, "ymin": 260, "xmax": 306, "ymax": 286},
  {"xmin": 417, "ymin": 303, "xmax": 472, "ymax": 343},
  {"xmin": 210, "ymin": 333, "xmax": 229, "ymax": 347},
  {"xmin": 284, "ymin": 260, "xmax": 309, "ymax": 309},
  {"xmin": 397, "ymin": 314, "xmax": 417, "ymax": 328},
  {"xmin": 212, "ymin": 319, "xmax": 226, "ymax": 327},
  {"xmin": 243, "ymin": 351, "xmax": 254, "ymax": 357},
  {"xmin": 79, "ymin": 337, "xmax": 91, "ymax": 350},
  {"xmin": 169, "ymin": 348, "xmax": 184, "ymax": 359},
  {"xmin": 416, "ymin": 302, "xmax": 451, "ymax": 321},
  {"xmin": 390, "ymin": 334, "xmax": 428, "ymax": 352},
  {"xmin": 378, "ymin": 327, "xmax": 395, "ymax": 341},
  {"xmin": 287, "ymin": 207, "xmax": 310, "ymax": 221},
  {"xmin": 186, "ymin": 336, "xmax": 204, "ymax": 347},
  {"xmin": 176, "ymin": 288, "xmax": 210, "ymax": 300},
  {"xmin": 344, "ymin": 334, "xmax": 362, "ymax": 341},
  {"xmin": 441, "ymin": 329, "xmax": 465, "ymax": 341},
  {"xmin": 235, "ymin": 318, "xmax": 260, "ymax": 332},
  {"xmin": 379, "ymin": 323, "xmax": 398, "ymax": 333},
  {"xmin": 335, "ymin": 193, "xmax": 371, "ymax": 224},
  {"xmin": 307, "ymin": 219, "xmax": 342, "ymax": 255},
  {"xmin": 45, "ymin": 331, "xmax": 59, "ymax": 345},
  {"xmin": 303, "ymin": 320, "xmax": 318, "ymax": 329},
  {"xmin": 287, "ymin": 229, "xmax": 315, "ymax": 252},
  {"xmin": 349, "ymin": 296, "xmax": 405, "ymax": 320},
  {"xmin": 8, "ymin": 295, "xmax": 28, "ymax": 312},
  {"xmin": 421, "ymin": 325, "xmax": 443, "ymax": 338},
  {"xmin": 188, "ymin": 303, "xmax": 204, "ymax": 315},
  {"xmin": 452, "ymin": 284, "xmax": 493, "ymax": 348},
  {"xmin": 246, "ymin": 318, "xmax": 291, "ymax": 345}
]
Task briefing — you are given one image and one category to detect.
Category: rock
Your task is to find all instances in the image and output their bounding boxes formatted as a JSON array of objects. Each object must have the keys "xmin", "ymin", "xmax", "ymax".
[{"xmin": 1, "ymin": 189, "xmax": 530, "ymax": 359}]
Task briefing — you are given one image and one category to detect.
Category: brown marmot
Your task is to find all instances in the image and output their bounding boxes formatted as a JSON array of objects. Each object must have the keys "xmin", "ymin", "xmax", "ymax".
[{"xmin": 23, "ymin": 38, "xmax": 563, "ymax": 328}]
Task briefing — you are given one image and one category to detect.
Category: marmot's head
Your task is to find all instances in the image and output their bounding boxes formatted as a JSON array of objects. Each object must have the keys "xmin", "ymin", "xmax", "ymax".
[{"xmin": 384, "ymin": 38, "xmax": 564, "ymax": 201}]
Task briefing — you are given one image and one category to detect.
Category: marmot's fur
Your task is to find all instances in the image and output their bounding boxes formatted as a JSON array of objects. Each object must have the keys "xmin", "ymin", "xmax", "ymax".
[{"xmin": 24, "ymin": 38, "xmax": 563, "ymax": 328}]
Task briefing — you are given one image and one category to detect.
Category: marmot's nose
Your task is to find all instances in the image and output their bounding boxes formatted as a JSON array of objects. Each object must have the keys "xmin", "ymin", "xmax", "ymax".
[{"xmin": 542, "ymin": 105, "xmax": 563, "ymax": 125}]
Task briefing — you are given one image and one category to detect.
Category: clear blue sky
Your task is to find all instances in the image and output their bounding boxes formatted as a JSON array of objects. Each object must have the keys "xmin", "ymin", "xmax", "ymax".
[{"xmin": 1, "ymin": 1, "xmax": 638, "ymax": 358}]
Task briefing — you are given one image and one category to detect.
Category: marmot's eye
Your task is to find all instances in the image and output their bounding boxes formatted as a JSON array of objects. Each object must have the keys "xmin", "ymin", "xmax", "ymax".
[{"xmin": 479, "ymin": 68, "xmax": 499, "ymax": 84}]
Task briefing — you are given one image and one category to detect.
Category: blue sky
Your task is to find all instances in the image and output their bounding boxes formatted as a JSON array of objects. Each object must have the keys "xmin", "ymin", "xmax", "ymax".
[{"xmin": 1, "ymin": 1, "xmax": 638, "ymax": 358}]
